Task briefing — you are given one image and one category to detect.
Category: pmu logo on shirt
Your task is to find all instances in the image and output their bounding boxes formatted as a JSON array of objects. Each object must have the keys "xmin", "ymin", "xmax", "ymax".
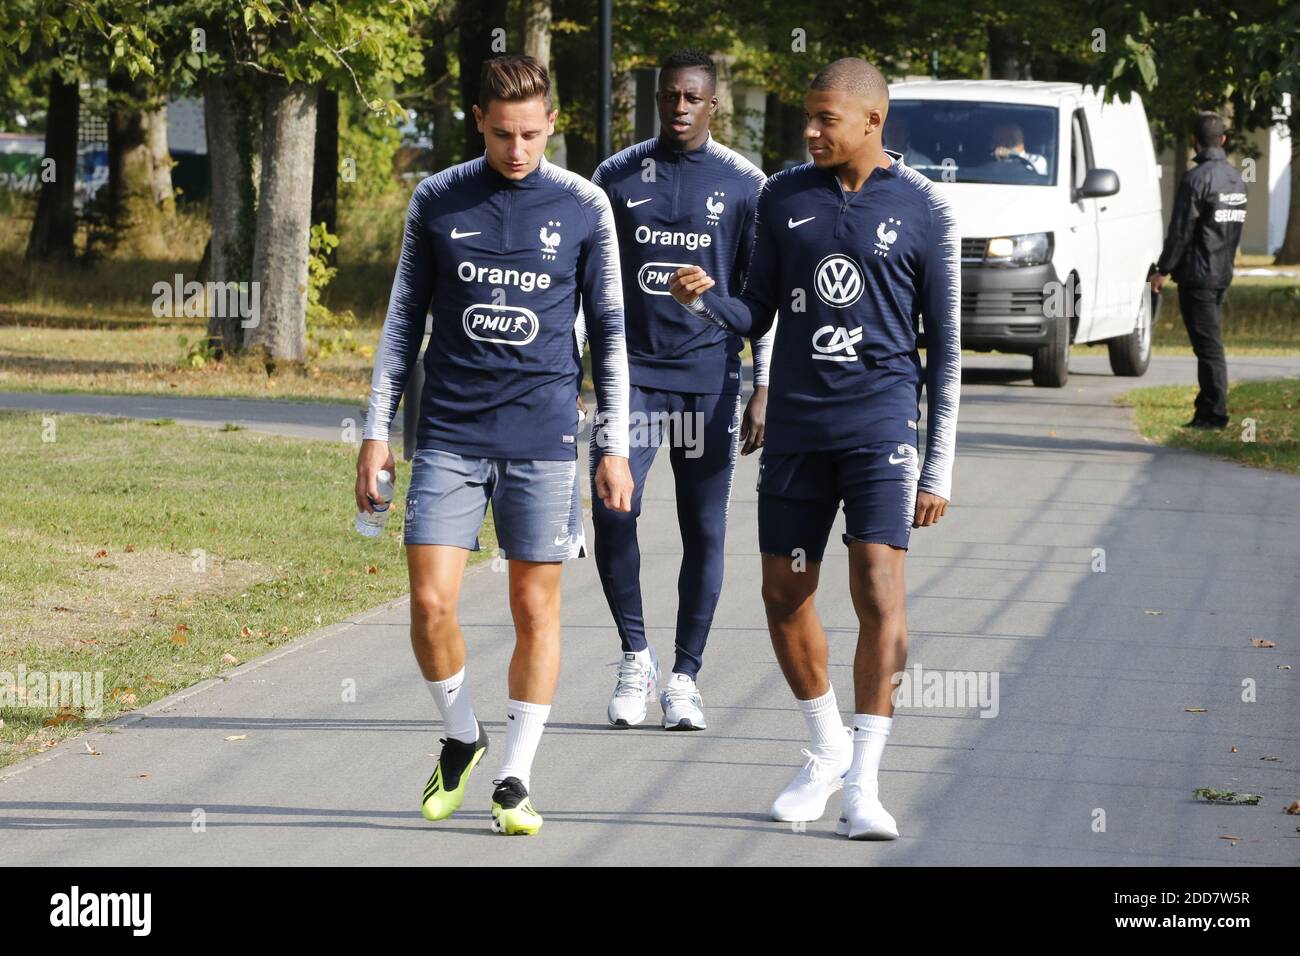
[
  {"xmin": 462, "ymin": 304, "xmax": 539, "ymax": 345},
  {"xmin": 813, "ymin": 254, "xmax": 864, "ymax": 307},
  {"xmin": 637, "ymin": 261, "xmax": 691, "ymax": 295}
]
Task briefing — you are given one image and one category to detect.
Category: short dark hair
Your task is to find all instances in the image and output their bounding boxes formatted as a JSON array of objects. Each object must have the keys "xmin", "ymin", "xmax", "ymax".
[
  {"xmin": 479, "ymin": 55, "xmax": 553, "ymax": 112},
  {"xmin": 1194, "ymin": 111, "xmax": 1226, "ymax": 149},
  {"xmin": 659, "ymin": 49, "xmax": 716, "ymax": 90},
  {"xmin": 810, "ymin": 57, "xmax": 889, "ymax": 108}
]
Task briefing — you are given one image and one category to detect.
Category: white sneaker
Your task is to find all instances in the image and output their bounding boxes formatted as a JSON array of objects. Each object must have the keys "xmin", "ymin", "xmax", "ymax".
[
  {"xmin": 835, "ymin": 781, "xmax": 899, "ymax": 840},
  {"xmin": 607, "ymin": 647, "xmax": 657, "ymax": 727},
  {"xmin": 769, "ymin": 727, "xmax": 852, "ymax": 822},
  {"xmin": 660, "ymin": 672, "xmax": 706, "ymax": 730}
]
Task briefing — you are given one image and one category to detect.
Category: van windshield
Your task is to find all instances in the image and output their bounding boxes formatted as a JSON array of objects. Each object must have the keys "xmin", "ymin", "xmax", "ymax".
[{"xmin": 884, "ymin": 101, "xmax": 1058, "ymax": 186}]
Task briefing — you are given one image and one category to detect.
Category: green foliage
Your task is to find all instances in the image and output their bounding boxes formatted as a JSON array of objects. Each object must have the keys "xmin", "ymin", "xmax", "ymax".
[
  {"xmin": 1088, "ymin": 1, "xmax": 1300, "ymax": 148},
  {"xmin": 306, "ymin": 222, "xmax": 359, "ymax": 360},
  {"xmin": 339, "ymin": 95, "xmax": 403, "ymax": 200},
  {"xmin": 176, "ymin": 332, "xmax": 218, "ymax": 369}
]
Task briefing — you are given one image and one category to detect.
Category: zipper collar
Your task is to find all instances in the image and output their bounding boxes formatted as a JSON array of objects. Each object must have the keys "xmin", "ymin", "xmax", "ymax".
[
  {"xmin": 483, "ymin": 152, "xmax": 547, "ymax": 189},
  {"xmin": 656, "ymin": 129, "xmax": 713, "ymax": 163}
]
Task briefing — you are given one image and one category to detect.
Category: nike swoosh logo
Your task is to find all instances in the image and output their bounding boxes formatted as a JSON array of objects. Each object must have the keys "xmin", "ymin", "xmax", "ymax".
[
  {"xmin": 889, "ymin": 453, "xmax": 910, "ymax": 464},
  {"xmin": 788, "ymin": 216, "xmax": 816, "ymax": 229},
  {"xmin": 450, "ymin": 228, "xmax": 481, "ymax": 239},
  {"xmin": 626, "ymin": 198, "xmax": 652, "ymax": 208}
]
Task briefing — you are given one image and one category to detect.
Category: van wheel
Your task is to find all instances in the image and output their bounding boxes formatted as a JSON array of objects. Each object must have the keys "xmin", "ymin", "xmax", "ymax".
[
  {"xmin": 1107, "ymin": 286, "xmax": 1156, "ymax": 377},
  {"xmin": 1032, "ymin": 314, "xmax": 1070, "ymax": 387}
]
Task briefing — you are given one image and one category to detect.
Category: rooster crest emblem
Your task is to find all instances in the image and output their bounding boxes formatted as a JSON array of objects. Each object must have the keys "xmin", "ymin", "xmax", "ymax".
[
  {"xmin": 874, "ymin": 217, "xmax": 901, "ymax": 256},
  {"xmin": 705, "ymin": 190, "xmax": 725, "ymax": 225},
  {"xmin": 540, "ymin": 220, "xmax": 562, "ymax": 260}
]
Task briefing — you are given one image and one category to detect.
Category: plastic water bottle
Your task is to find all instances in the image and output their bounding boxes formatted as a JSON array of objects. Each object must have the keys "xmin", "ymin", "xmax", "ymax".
[{"xmin": 355, "ymin": 469, "xmax": 394, "ymax": 537}]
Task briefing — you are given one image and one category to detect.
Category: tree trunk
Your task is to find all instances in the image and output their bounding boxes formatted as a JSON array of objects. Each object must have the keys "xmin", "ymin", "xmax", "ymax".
[
  {"xmin": 520, "ymin": 0, "xmax": 550, "ymax": 64},
  {"xmin": 712, "ymin": 53, "xmax": 735, "ymax": 145},
  {"xmin": 762, "ymin": 92, "xmax": 805, "ymax": 174},
  {"xmin": 26, "ymin": 73, "xmax": 79, "ymax": 262},
  {"xmin": 104, "ymin": 72, "xmax": 168, "ymax": 258},
  {"xmin": 422, "ymin": 6, "xmax": 457, "ymax": 170},
  {"xmin": 145, "ymin": 103, "xmax": 174, "ymax": 212},
  {"xmin": 1275, "ymin": 103, "xmax": 1300, "ymax": 264},
  {"xmin": 987, "ymin": 24, "xmax": 1030, "ymax": 80},
  {"xmin": 203, "ymin": 71, "xmax": 257, "ymax": 357},
  {"xmin": 458, "ymin": 0, "xmax": 509, "ymax": 162},
  {"xmin": 553, "ymin": 0, "xmax": 596, "ymax": 176},
  {"xmin": 311, "ymin": 85, "xmax": 338, "ymax": 238},
  {"xmin": 249, "ymin": 80, "xmax": 318, "ymax": 365}
]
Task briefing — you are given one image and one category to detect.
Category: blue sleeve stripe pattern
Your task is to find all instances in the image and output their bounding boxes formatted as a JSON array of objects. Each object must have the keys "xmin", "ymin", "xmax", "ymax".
[
  {"xmin": 540, "ymin": 161, "xmax": 630, "ymax": 458},
  {"xmin": 363, "ymin": 158, "xmax": 483, "ymax": 442},
  {"xmin": 703, "ymin": 139, "xmax": 777, "ymax": 387},
  {"xmin": 897, "ymin": 161, "xmax": 962, "ymax": 501}
]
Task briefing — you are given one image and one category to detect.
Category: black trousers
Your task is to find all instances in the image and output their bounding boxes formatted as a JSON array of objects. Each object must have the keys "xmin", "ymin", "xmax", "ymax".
[{"xmin": 1177, "ymin": 284, "xmax": 1229, "ymax": 423}]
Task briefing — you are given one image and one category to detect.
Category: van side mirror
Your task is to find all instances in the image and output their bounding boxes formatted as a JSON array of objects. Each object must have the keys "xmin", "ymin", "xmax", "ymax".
[{"xmin": 1077, "ymin": 168, "xmax": 1119, "ymax": 200}]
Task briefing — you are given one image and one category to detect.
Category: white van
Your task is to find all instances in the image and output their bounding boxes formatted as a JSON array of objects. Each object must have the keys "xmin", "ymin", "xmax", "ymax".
[{"xmin": 886, "ymin": 80, "xmax": 1164, "ymax": 386}]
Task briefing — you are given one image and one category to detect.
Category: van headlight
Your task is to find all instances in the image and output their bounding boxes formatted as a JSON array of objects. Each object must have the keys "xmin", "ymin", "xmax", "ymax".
[{"xmin": 983, "ymin": 232, "xmax": 1053, "ymax": 267}]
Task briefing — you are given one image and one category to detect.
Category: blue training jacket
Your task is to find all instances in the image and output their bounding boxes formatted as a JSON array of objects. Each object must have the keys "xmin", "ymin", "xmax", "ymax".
[
  {"xmin": 363, "ymin": 155, "xmax": 630, "ymax": 460},
  {"xmin": 592, "ymin": 132, "xmax": 774, "ymax": 394},
  {"xmin": 683, "ymin": 150, "xmax": 961, "ymax": 500}
]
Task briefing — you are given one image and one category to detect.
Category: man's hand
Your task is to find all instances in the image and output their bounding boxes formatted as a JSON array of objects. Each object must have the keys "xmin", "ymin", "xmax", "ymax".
[
  {"xmin": 669, "ymin": 265, "xmax": 716, "ymax": 308},
  {"xmin": 1149, "ymin": 272, "xmax": 1168, "ymax": 294},
  {"xmin": 740, "ymin": 385, "xmax": 767, "ymax": 455},
  {"xmin": 595, "ymin": 455, "xmax": 634, "ymax": 513},
  {"xmin": 576, "ymin": 393, "xmax": 587, "ymax": 425},
  {"xmin": 913, "ymin": 490, "xmax": 948, "ymax": 528},
  {"xmin": 356, "ymin": 438, "xmax": 396, "ymax": 514}
]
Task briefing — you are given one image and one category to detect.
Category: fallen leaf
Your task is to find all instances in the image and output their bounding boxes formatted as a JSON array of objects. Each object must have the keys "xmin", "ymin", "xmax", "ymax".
[
  {"xmin": 1261, "ymin": 755, "xmax": 1280, "ymax": 762},
  {"xmin": 221, "ymin": 653, "xmax": 240, "ymax": 666},
  {"xmin": 1251, "ymin": 638, "xmax": 1276, "ymax": 648},
  {"xmin": 1143, "ymin": 609, "xmax": 1164, "ymax": 616},
  {"xmin": 1284, "ymin": 801, "xmax": 1300, "ymax": 815},
  {"xmin": 43, "ymin": 710, "xmax": 78, "ymax": 727},
  {"xmin": 366, "ymin": 565, "xmax": 378, "ymax": 574},
  {"xmin": 1230, "ymin": 746, "xmax": 1238, "ymax": 753},
  {"xmin": 1217, "ymin": 835, "xmax": 1240, "ymax": 841},
  {"xmin": 119, "ymin": 693, "xmax": 137, "ymax": 706},
  {"xmin": 1184, "ymin": 707, "xmax": 1207, "ymax": 713},
  {"xmin": 240, "ymin": 626, "xmax": 253, "ymax": 637},
  {"xmin": 135, "ymin": 773, "xmax": 149, "ymax": 778},
  {"xmin": 1279, "ymin": 665, "xmax": 1292, "ymax": 670},
  {"xmin": 93, "ymin": 549, "xmax": 108, "ymax": 558},
  {"xmin": 84, "ymin": 743, "xmax": 100, "ymax": 756},
  {"xmin": 170, "ymin": 633, "xmax": 188, "ymax": 646},
  {"xmin": 224, "ymin": 734, "xmax": 247, "ymax": 741},
  {"xmin": 1193, "ymin": 788, "xmax": 1261, "ymax": 805},
  {"xmin": 125, "ymin": 543, "xmax": 136, "ymax": 553}
]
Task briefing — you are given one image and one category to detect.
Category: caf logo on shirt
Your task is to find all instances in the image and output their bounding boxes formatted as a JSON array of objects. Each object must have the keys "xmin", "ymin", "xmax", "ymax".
[
  {"xmin": 874, "ymin": 217, "xmax": 901, "ymax": 257},
  {"xmin": 811, "ymin": 324, "xmax": 864, "ymax": 362},
  {"xmin": 705, "ymin": 191, "xmax": 725, "ymax": 226},
  {"xmin": 540, "ymin": 220, "xmax": 562, "ymax": 260},
  {"xmin": 814, "ymin": 254, "xmax": 864, "ymax": 307}
]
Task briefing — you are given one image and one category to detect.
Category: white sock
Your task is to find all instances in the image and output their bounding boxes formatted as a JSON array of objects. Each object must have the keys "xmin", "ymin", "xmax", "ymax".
[
  {"xmin": 847, "ymin": 713, "xmax": 893, "ymax": 795},
  {"xmin": 498, "ymin": 699, "xmax": 550, "ymax": 791},
  {"xmin": 425, "ymin": 668, "xmax": 477, "ymax": 744},
  {"xmin": 796, "ymin": 685, "xmax": 847, "ymax": 757}
]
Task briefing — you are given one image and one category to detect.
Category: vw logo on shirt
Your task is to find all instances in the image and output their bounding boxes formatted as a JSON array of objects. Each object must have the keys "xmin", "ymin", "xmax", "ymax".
[{"xmin": 814, "ymin": 254, "xmax": 864, "ymax": 308}]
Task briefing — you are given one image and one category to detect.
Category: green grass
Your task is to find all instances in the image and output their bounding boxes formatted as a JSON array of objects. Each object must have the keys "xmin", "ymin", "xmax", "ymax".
[
  {"xmin": 1118, "ymin": 378, "xmax": 1300, "ymax": 475},
  {"xmin": 0, "ymin": 411, "xmax": 494, "ymax": 770}
]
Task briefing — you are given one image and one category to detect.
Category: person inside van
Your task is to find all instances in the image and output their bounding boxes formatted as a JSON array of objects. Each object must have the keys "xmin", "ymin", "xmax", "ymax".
[
  {"xmin": 886, "ymin": 113, "xmax": 935, "ymax": 168},
  {"xmin": 989, "ymin": 122, "xmax": 1048, "ymax": 176}
]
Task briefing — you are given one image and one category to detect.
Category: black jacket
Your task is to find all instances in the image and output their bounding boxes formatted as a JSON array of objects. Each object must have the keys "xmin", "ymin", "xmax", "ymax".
[{"xmin": 1157, "ymin": 146, "xmax": 1247, "ymax": 289}]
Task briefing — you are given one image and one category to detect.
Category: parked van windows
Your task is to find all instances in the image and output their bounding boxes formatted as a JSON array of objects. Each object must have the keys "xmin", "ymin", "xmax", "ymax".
[{"xmin": 885, "ymin": 102, "xmax": 1058, "ymax": 187}]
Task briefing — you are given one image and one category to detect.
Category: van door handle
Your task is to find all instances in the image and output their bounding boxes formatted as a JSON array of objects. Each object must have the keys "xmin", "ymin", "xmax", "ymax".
[{"xmin": 1099, "ymin": 205, "xmax": 1108, "ymax": 212}]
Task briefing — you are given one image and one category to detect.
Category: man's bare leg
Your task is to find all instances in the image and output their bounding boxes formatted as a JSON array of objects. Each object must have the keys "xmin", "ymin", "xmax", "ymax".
[
  {"xmin": 506, "ymin": 559, "xmax": 563, "ymax": 703},
  {"xmin": 840, "ymin": 539, "xmax": 907, "ymax": 839},
  {"xmin": 846, "ymin": 541, "xmax": 908, "ymax": 716},
  {"xmin": 407, "ymin": 544, "xmax": 471, "ymax": 682},
  {"xmin": 762, "ymin": 552, "xmax": 853, "ymax": 821},
  {"xmin": 495, "ymin": 559, "xmax": 563, "ymax": 795},
  {"xmin": 761, "ymin": 553, "xmax": 827, "ymax": 698}
]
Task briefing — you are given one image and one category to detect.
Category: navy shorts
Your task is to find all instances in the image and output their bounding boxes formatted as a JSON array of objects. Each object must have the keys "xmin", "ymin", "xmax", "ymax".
[
  {"xmin": 757, "ymin": 441, "xmax": 920, "ymax": 561},
  {"xmin": 404, "ymin": 447, "xmax": 586, "ymax": 562}
]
